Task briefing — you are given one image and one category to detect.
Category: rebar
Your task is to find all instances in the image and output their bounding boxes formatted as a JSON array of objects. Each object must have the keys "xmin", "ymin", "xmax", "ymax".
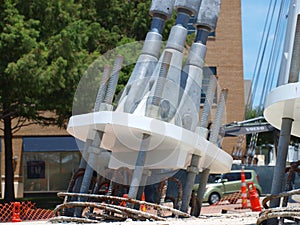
[
  {"xmin": 127, "ymin": 134, "xmax": 150, "ymax": 205},
  {"xmin": 246, "ymin": 133, "xmax": 259, "ymax": 165},
  {"xmin": 74, "ymin": 131, "xmax": 103, "ymax": 217},
  {"xmin": 104, "ymin": 55, "xmax": 123, "ymax": 104},
  {"xmin": 157, "ymin": 179, "xmax": 168, "ymax": 216},
  {"xmin": 53, "ymin": 201, "xmax": 166, "ymax": 222},
  {"xmin": 199, "ymin": 75, "xmax": 218, "ymax": 129},
  {"xmin": 257, "ymin": 207, "xmax": 300, "ymax": 225},
  {"xmin": 209, "ymin": 89, "xmax": 228, "ymax": 145},
  {"xmin": 63, "ymin": 168, "xmax": 85, "ymax": 206},
  {"xmin": 259, "ymin": 188, "xmax": 300, "ymax": 224},
  {"xmin": 168, "ymin": 177, "xmax": 183, "ymax": 210},
  {"xmin": 181, "ymin": 154, "xmax": 200, "ymax": 213},
  {"xmin": 56, "ymin": 192, "xmax": 190, "ymax": 219},
  {"xmin": 69, "ymin": 64, "xmax": 113, "ymax": 199},
  {"xmin": 150, "ymin": 51, "xmax": 173, "ymax": 107},
  {"xmin": 94, "ymin": 65, "xmax": 112, "ymax": 111},
  {"xmin": 190, "ymin": 190, "xmax": 201, "ymax": 217},
  {"xmin": 262, "ymin": 188, "xmax": 300, "ymax": 209},
  {"xmin": 282, "ymin": 160, "xmax": 300, "ymax": 206}
]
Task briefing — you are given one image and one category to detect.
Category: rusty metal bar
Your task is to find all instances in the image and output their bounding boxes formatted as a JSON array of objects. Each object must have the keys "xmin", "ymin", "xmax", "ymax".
[
  {"xmin": 57, "ymin": 192, "xmax": 190, "ymax": 218},
  {"xmin": 168, "ymin": 177, "xmax": 183, "ymax": 210},
  {"xmin": 257, "ymin": 208, "xmax": 300, "ymax": 225},
  {"xmin": 53, "ymin": 201, "xmax": 166, "ymax": 221},
  {"xmin": 262, "ymin": 188, "xmax": 300, "ymax": 209}
]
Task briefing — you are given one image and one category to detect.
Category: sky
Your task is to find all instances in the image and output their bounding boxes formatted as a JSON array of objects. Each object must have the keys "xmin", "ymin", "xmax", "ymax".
[
  {"xmin": 241, "ymin": 0, "xmax": 271, "ymax": 80},
  {"xmin": 241, "ymin": 0, "xmax": 292, "ymax": 108}
]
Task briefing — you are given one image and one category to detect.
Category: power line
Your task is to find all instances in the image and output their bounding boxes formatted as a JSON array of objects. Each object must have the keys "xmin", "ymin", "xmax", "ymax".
[
  {"xmin": 247, "ymin": 0, "xmax": 273, "ymax": 108},
  {"xmin": 247, "ymin": 0, "xmax": 290, "ymax": 112},
  {"xmin": 259, "ymin": 0, "xmax": 289, "ymax": 109}
]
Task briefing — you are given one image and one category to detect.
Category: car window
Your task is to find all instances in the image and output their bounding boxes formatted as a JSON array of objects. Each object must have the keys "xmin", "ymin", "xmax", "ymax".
[
  {"xmin": 208, "ymin": 174, "xmax": 221, "ymax": 183},
  {"xmin": 222, "ymin": 172, "xmax": 240, "ymax": 181},
  {"xmin": 221, "ymin": 172, "xmax": 252, "ymax": 182},
  {"xmin": 245, "ymin": 172, "xmax": 252, "ymax": 180}
]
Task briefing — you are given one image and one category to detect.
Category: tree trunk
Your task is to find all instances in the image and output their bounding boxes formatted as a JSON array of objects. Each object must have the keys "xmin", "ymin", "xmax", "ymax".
[{"xmin": 3, "ymin": 115, "xmax": 15, "ymax": 202}]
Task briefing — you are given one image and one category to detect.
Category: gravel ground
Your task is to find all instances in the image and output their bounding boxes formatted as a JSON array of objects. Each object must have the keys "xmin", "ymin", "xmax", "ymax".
[
  {"xmin": 2, "ymin": 213, "xmax": 260, "ymax": 225},
  {"xmin": 3, "ymin": 204, "xmax": 261, "ymax": 225},
  {"xmin": 3, "ymin": 196, "xmax": 300, "ymax": 225}
]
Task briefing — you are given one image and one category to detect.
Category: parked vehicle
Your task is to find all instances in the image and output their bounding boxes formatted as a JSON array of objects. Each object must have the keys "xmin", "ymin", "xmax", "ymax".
[{"xmin": 193, "ymin": 170, "xmax": 262, "ymax": 205}]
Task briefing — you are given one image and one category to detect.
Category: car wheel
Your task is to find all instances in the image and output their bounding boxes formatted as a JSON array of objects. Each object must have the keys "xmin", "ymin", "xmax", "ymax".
[{"xmin": 208, "ymin": 192, "xmax": 220, "ymax": 205}]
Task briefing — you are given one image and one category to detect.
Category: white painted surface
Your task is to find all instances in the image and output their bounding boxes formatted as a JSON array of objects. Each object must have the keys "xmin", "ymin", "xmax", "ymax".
[
  {"xmin": 68, "ymin": 111, "xmax": 232, "ymax": 173},
  {"xmin": 264, "ymin": 82, "xmax": 300, "ymax": 137}
]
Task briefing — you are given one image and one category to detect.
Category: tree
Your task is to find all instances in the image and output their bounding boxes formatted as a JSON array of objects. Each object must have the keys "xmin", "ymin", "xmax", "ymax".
[
  {"xmin": 0, "ymin": 0, "xmax": 153, "ymax": 202},
  {"xmin": 0, "ymin": 1, "xmax": 42, "ymax": 202},
  {"xmin": 0, "ymin": 0, "xmax": 105, "ymax": 202}
]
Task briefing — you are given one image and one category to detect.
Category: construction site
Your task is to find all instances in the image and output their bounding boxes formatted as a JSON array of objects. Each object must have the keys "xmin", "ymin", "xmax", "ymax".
[{"xmin": 1, "ymin": 0, "xmax": 300, "ymax": 224}]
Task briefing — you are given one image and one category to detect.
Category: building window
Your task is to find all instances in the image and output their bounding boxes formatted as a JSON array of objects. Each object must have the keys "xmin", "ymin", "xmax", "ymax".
[
  {"xmin": 201, "ymin": 67, "xmax": 217, "ymax": 104},
  {"xmin": 22, "ymin": 136, "xmax": 82, "ymax": 192},
  {"xmin": 208, "ymin": 31, "xmax": 216, "ymax": 38},
  {"xmin": 23, "ymin": 151, "xmax": 80, "ymax": 192}
]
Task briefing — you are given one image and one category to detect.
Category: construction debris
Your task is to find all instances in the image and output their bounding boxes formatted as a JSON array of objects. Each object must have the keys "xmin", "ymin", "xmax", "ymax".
[{"xmin": 49, "ymin": 192, "xmax": 190, "ymax": 223}]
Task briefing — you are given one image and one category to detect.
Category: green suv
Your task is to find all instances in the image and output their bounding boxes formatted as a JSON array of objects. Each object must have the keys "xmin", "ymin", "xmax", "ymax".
[{"xmin": 194, "ymin": 170, "xmax": 262, "ymax": 205}]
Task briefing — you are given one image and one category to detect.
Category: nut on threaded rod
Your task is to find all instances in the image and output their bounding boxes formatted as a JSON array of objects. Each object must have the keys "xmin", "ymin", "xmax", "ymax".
[
  {"xmin": 146, "ymin": 51, "xmax": 172, "ymax": 118},
  {"xmin": 153, "ymin": 51, "xmax": 173, "ymax": 105}
]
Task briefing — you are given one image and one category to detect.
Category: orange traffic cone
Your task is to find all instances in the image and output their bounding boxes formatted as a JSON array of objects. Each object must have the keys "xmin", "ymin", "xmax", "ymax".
[
  {"xmin": 120, "ymin": 194, "xmax": 128, "ymax": 207},
  {"xmin": 104, "ymin": 183, "xmax": 109, "ymax": 194},
  {"xmin": 241, "ymin": 166, "xmax": 248, "ymax": 209},
  {"xmin": 140, "ymin": 192, "xmax": 146, "ymax": 212},
  {"xmin": 11, "ymin": 202, "xmax": 22, "ymax": 222},
  {"xmin": 247, "ymin": 182, "xmax": 261, "ymax": 212}
]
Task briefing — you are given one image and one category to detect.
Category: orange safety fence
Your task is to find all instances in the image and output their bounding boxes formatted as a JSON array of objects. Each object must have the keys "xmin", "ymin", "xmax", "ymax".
[
  {"xmin": 217, "ymin": 191, "xmax": 243, "ymax": 205},
  {"xmin": 0, "ymin": 201, "xmax": 54, "ymax": 222},
  {"xmin": 201, "ymin": 192, "xmax": 252, "ymax": 214}
]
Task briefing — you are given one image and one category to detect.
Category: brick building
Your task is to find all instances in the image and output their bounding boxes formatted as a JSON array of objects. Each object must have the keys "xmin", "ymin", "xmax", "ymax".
[
  {"xmin": 0, "ymin": 0, "xmax": 244, "ymax": 197},
  {"xmin": 205, "ymin": 0, "xmax": 245, "ymax": 152}
]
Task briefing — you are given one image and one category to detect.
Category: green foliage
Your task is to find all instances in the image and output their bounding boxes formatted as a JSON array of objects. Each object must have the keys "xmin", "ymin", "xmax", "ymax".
[
  {"xmin": 94, "ymin": 0, "xmax": 151, "ymax": 40},
  {"xmin": 0, "ymin": 0, "xmax": 184, "ymax": 128},
  {"xmin": 244, "ymin": 106, "xmax": 274, "ymax": 147},
  {"xmin": 0, "ymin": 0, "xmax": 154, "ymax": 127},
  {"xmin": 0, "ymin": 1, "xmax": 40, "ymax": 117},
  {"xmin": 163, "ymin": 11, "xmax": 176, "ymax": 41},
  {"xmin": 0, "ymin": 0, "xmax": 156, "ymax": 202},
  {"xmin": 245, "ymin": 106, "xmax": 263, "ymax": 120}
]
